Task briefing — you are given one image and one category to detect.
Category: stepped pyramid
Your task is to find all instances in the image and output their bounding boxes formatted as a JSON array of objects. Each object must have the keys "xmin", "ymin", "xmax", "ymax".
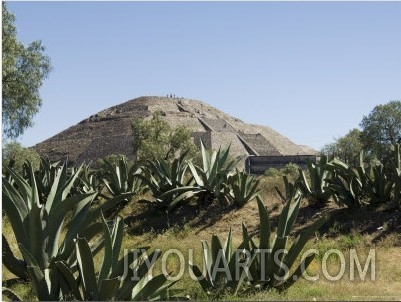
[{"xmin": 33, "ymin": 96, "xmax": 316, "ymax": 165}]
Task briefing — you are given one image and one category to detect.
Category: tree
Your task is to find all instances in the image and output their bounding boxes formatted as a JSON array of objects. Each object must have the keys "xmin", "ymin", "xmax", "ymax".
[
  {"xmin": 321, "ymin": 128, "xmax": 363, "ymax": 166},
  {"xmin": 360, "ymin": 101, "xmax": 401, "ymax": 162},
  {"xmin": 320, "ymin": 142, "xmax": 338, "ymax": 160},
  {"xmin": 132, "ymin": 111, "xmax": 197, "ymax": 162},
  {"xmin": 2, "ymin": 141, "xmax": 41, "ymax": 172},
  {"xmin": 2, "ymin": 2, "xmax": 52, "ymax": 139},
  {"xmin": 336, "ymin": 128, "xmax": 363, "ymax": 166}
]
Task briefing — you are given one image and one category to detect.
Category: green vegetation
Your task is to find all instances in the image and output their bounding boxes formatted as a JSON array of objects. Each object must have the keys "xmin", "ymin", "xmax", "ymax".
[
  {"xmin": 2, "ymin": 99, "xmax": 401, "ymax": 300},
  {"xmin": 298, "ymin": 156, "xmax": 333, "ymax": 206},
  {"xmin": 139, "ymin": 150, "xmax": 193, "ymax": 211},
  {"xmin": 2, "ymin": 160, "xmax": 136, "ymax": 280},
  {"xmin": 3, "ymin": 142, "xmax": 401, "ymax": 300},
  {"xmin": 288, "ymin": 143, "xmax": 401, "ymax": 209},
  {"xmin": 185, "ymin": 141, "xmax": 243, "ymax": 206},
  {"xmin": 101, "ymin": 157, "xmax": 145, "ymax": 218},
  {"xmin": 189, "ymin": 228, "xmax": 249, "ymax": 298},
  {"xmin": 274, "ymin": 175, "xmax": 302, "ymax": 202},
  {"xmin": 145, "ymin": 141, "xmax": 259, "ymax": 212},
  {"xmin": 54, "ymin": 216, "xmax": 177, "ymax": 301},
  {"xmin": 321, "ymin": 128, "xmax": 363, "ymax": 166},
  {"xmin": 360, "ymin": 100, "xmax": 401, "ymax": 164},
  {"xmin": 321, "ymin": 100, "xmax": 401, "ymax": 166},
  {"xmin": 2, "ymin": 2, "xmax": 52, "ymax": 140},
  {"xmin": 393, "ymin": 144, "xmax": 401, "ymax": 204},
  {"xmin": 2, "ymin": 160, "xmax": 180, "ymax": 301},
  {"xmin": 2, "ymin": 141, "xmax": 41, "ymax": 173},
  {"xmin": 328, "ymin": 145, "xmax": 401, "ymax": 208},
  {"xmin": 190, "ymin": 192, "xmax": 326, "ymax": 299},
  {"xmin": 3, "ymin": 162, "xmax": 98, "ymax": 280},
  {"xmin": 264, "ymin": 163, "xmax": 300, "ymax": 180},
  {"xmin": 243, "ymin": 196, "xmax": 326, "ymax": 293},
  {"xmin": 132, "ymin": 111, "xmax": 197, "ymax": 163},
  {"xmin": 228, "ymin": 170, "xmax": 261, "ymax": 208}
]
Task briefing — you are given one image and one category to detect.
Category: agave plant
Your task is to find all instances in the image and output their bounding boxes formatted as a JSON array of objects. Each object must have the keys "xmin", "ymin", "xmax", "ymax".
[
  {"xmin": 4, "ymin": 216, "xmax": 178, "ymax": 301},
  {"xmin": 392, "ymin": 144, "xmax": 401, "ymax": 204},
  {"xmin": 139, "ymin": 150, "xmax": 195, "ymax": 210},
  {"xmin": 101, "ymin": 157, "xmax": 145, "ymax": 218},
  {"xmin": 328, "ymin": 151, "xmax": 395, "ymax": 207},
  {"xmin": 298, "ymin": 156, "xmax": 333, "ymax": 206},
  {"xmin": 327, "ymin": 158, "xmax": 367, "ymax": 208},
  {"xmin": 2, "ymin": 161, "xmax": 134, "ymax": 280},
  {"xmin": 102, "ymin": 157, "xmax": 145, "ymax": 197},
  {"xmin": 186, "ymin": 141, "xmax": 243, "ymax": 205},
  {"xmin": 2, "ymin": 288, "xmax": 21, "ymax": 301},
  {"xmin": 274, "ymin": 175, "xmax": 302, "ymax": 203},
  {"xmin": 189, "ymin": 228, "xmax": 253, "ymax": 299},
  {"xmin": 243, "ymin": 195, "xmax": 326, "ymax": 292},
  {"xmin": 228, "ymin": 169, "xmax": 261, "ymax": 207},
  {"xmin": 190, "ymin": 194, "xmax": 326, "ymax": 297},
  {"xmin": 55, "ymin": 216, "xmax": 178, "ymax": 301},
  {"xmin": 363, "ymin": 164, "xmax": 394, "ymax": 205},
  {"xmin": 31, "ymin": 158, "xmax": 60, "ymax": 202},
  {"xmin": 394, "ymin": 170, "xmax": 401, "ymax": 204},
  {"xmin": 73, "ymin": 163, "xmax": 102, "ymax": 194},
  {"xmin": 154, "ymin": 142, "xmax": 243, "ymax": 211}
]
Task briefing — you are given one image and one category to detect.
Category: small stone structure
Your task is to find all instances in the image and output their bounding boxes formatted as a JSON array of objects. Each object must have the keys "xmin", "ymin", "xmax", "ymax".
[{"xmin": 245, "ymin": 155, "xmax": 317, "ymax": 175}]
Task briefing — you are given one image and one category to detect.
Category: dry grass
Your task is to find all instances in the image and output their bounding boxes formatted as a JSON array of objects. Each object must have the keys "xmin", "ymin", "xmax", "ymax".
[{"xmin": 118, "ymin": 223, "xmax": 401, "ymax": 300}]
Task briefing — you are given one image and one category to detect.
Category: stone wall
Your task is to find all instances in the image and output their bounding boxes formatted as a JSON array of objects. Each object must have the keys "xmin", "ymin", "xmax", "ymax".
[{"xmin": 245, "ymin": 155, "xmax": 317, "ymax": 174}]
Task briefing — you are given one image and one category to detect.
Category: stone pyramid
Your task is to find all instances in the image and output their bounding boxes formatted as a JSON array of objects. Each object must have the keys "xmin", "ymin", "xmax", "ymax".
[{"xmin": 33, "ymin": 96, "xmax": 316, "ymax": 165}]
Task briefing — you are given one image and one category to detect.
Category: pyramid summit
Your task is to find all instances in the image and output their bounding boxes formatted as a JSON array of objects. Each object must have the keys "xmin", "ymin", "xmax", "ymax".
[{"xmin": 33, "ymin": 96, "xmax": 316, "ymax": 165}]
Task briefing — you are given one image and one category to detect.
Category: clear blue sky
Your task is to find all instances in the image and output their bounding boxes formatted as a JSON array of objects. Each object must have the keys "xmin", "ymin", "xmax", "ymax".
[{"xmin": 7, "ymin": 1, "xmax": 401, "ymax": 151}]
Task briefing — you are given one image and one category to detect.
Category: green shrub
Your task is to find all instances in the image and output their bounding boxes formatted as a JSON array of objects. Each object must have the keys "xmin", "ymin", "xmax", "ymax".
[
  {"xmin": 132, "ymin": 111, "xmax": 198, "ymax": 163},
  {"xmin": 2, "ymin": 141, "xmax": 40, "ymax": 173},
  {"xmin": 282, "ymin": 163, "xmax": 300, "ymax": 179},
  {"xmin": 264, "ymin": 168, "xmax": 280, "ymax": 177}
]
